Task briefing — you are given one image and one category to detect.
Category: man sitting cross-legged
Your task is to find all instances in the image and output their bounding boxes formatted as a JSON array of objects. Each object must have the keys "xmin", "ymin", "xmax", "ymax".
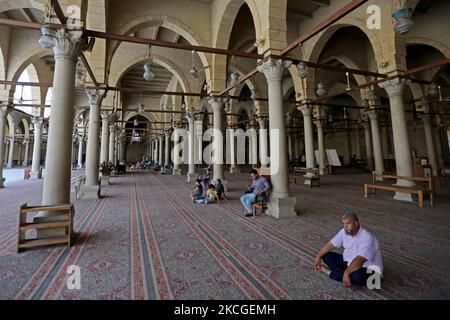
[
  {"xmin": 240, "ymin": 169, "xmax": 270, "ymax": 218},
  {"xmin": 314, "ymin": 212, "xmax": 383, "ymax": 289}
]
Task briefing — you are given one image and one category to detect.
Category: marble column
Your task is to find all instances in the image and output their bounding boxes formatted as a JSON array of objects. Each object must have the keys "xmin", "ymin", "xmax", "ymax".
[
  {"xmin": 420, "ymin": 114, "xmax": 438, "ymax": 176},
  {"xmin": 30, "ymin": 117, "xmax": 43, "ymax": 179},
  {"xmin": 0, "ymin": 106, "xmax": 8, "ymax": 188},
  {"xmin": 172, "ymin": 126, "xmax": 182, "ymax": 175},
  {"xmin": 22, "ymin": 139, "xmax": 30, "ymax": 166},
  {"xmin": 257, "ymin": 118, "xmax": 269, "ymax": 168},
  {"xmin": 363, "ymin": 122, "xmax": 374, "ymax": 171},
  {"xmin": 314, "ymin": 120, "xmax": 327, "ymax": 175},
  {"xmin": 250, "ymin": 127, "xmax": 258, "ymax": 167},
  {"xmin": 209, "ymin": 97, "xmax": 226, "ymax": 185},
  {"xmin": 227, "ymin": 127, "xmax": 237, "ymax": 173},
  {"xmin": 109, "ymin": 124, "xmax": 115, "ymax": 163},
  {"xmin": 186, "ymin": 107, "xmax": 198, "ymax": 182},
  {"xmin": 4, "ymin": 140, "xmax": 8, "ymax": 165},
  {"xmin": 257, "ymin": 58, "xmax": 296, "ymax": 218},
  {"xmin": 299, "ymin": 105, "xmax": 315, "ymax": 172},
  {"xmin": 100, "ymin": 112, "xmax": 110, "ymax": 164},
  {"xmin": 120, "ymin": 135, "xmax": 126, "ymax": 163},
  {"xmin": 367, "ymin": 110, "xmax": 385, "ymax": 179},
  {"xmin": 433, "ymin": 124, "xmax": 444, "ymax": 172},
  {"xmin": 7, "ymin": 137, "xmax": 14, "ymax": 168},
  {"xmin": 38, "ymin": 29, "xmax": 87, "ymax": 235},
  {"xmin": 164, "ymin": 131, "xmax": 170, "ymax": 168},
  {"xmin": 77, "ymin": 135, "xmax": 84, "ymax": 168},
  {"xmin": 83, "ymin": 89, "xmax": 105, "ymax": 199},
  {"xmin": 159, "ymin": 135, "xmax": 164, "ymax": 166},
  {"xmin": 155, "ymin": 138, "xmax": 159, "ymax": 165},
  {"xmin": 355, "ymin": 127, "xmax": 361, "ymax": 159},
  {"xmin": 380, "ymin": 78, "xmax": 414, "ymax": 201}
]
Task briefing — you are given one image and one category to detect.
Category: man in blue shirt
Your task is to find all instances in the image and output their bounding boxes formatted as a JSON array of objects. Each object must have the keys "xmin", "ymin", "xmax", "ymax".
[{"xmin": 240, "ymin": 169, "xmax": 271, "ymax": 217}]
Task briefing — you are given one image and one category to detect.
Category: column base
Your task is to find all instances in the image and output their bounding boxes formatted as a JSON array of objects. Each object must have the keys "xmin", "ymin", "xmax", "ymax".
[
  {"xmin": 82, "ymin": 183, "xmax": 101, "ymax": 199},
  {"xmin": 393, "ymin": 179, "xmax": 414, "ymax": 202},
  {"xmin": 172, "ymin": 168, "xmax": 181, "ymax": 175},
  {"xmin": 375, "ymin": 176, "xmax": 384, "ymax": 182},
  {"xmin": 22, "ymin": 162, "xmax": 28, "ymax": 167},
  {"xmin": 229, "ymin": 166, "xmax": 237, "ymax": 173},
  {"xmin": 29, "ymin": 171, "xmax": 42, "ymax": 180},
  {"xmin": 187, "ymin": 173, "xmax": 198, "ymax": 182},
  {"xmin": 267, "ymin": 196, "xmax": 298, "ymax": 219}
]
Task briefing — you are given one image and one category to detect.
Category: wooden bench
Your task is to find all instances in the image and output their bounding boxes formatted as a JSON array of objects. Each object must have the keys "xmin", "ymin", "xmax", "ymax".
[
  {"xmin": 17, "ymin": 203, "xmax": 75, "ymax": 253},
  {"xmin": 364, "ymin": 173, "xmax": 434, "ymax": 208},
  {"xmin": 289, "ymin": 167, "xmax": 320, "ymax": 188}
]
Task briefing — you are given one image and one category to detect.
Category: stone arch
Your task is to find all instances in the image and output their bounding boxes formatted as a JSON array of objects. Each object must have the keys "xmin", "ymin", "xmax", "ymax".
[
  {"xmin": 0, "ymin": 0, "xmax": 45, "ymax": 13},
  {"xmin": 8, "ymin": 47, "xmax": 51, "ymax": 85},
  {"xmin": 108, "ymin": 14, "xmax": 210, "ymax": 84},
  {"xmin": 305, "ymin": 18, "xmax": 382, "ymax": 65},
  {"xmin": 0, "ymin": 45, "xmax": 5, "ymax": 82},
  {"xmin": 110, "ymin": 54, "xmax": 191, "ymax": 94},
  {"xmin": 212, "ymin": 0, "xmax": 261, "ymax": 49},
  {"xmin": 124, "ymin": 111, "xmax": 158, "ymax": 125},
  {"xmin": 328, "ymin": 82, "xmax": 362, "ymax": 105},
  {"xmin": 228, "ymin": 68, "xmax": 261, "ymax": 115},
  {"xmin": 405, "ymin": 38, "xmax": 450, "ymax": 58},
  {"xmin": 20, "ymin": 117, "xmax": 30, "ymax": 140},
  {"xmin": 211, "ymin": 0, "xmax": 261, "ymax": 92},
  {"xmin": 6, "ymin": 113, "xmax": 14, "ymax": 135}
]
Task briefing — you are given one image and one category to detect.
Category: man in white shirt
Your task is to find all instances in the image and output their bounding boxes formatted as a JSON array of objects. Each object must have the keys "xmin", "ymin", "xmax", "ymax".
[{"xmin": 314, "ymin": 212, "xmax": 383, "ymax": 289}]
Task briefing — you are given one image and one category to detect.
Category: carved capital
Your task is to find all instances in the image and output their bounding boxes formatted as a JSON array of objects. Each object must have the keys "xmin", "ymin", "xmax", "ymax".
[
  {"xmin": 257, "ymin": 58, "xmax": 292, "ymax": 83},
  {"xmin": 298, "ymin": 105, "xmax": 313, "ymax": 117},
  {"xmin": 53, "ymin": 30, "xmax": 87, "ymax": 61},
  {"xmin": 0, "ymin": 105, "xmax": 10, "ymax": 118},
  {"xmin": 379, "ymin": 78, "xmax": 405, "ymax": 97},
  {"xmin": 86, "ymin": 89, "xmax": 105, "ymax": 107},
  {"xmin": 209, "ymin": 97, "xmax": 225, "ymax": 113}
]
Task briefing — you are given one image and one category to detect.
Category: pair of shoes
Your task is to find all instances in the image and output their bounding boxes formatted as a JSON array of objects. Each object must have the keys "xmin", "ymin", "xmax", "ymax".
[{"xmin": 245, "ymin": 213, "xmax": 253, "ymax": 218}]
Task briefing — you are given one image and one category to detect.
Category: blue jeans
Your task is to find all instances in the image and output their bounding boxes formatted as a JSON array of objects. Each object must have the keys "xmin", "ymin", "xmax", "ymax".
[
  {"xmin": 322, "ymin": 252, "xmax": 369, "ymax": 286},
  {"xmin": 240, "ymin": 193, "xmax": 257, "ymax": 214}
]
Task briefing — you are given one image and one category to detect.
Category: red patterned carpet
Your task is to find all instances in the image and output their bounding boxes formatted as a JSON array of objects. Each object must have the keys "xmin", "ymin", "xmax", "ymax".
[{"xmin": 0, "ymin": 170, "xmax": 449, "ymax": 300}]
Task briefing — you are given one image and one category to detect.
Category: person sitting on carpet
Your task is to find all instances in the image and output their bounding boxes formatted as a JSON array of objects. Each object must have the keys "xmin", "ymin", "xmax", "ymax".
[
  {"xmin": 314, "ymin": 212, "xmax": 383, "ymax": 289},
  {"xmin": 191, "ymin": 179, "xmax": 203, "ymax": 203},
  {"xmin": 240, "ymin": 169, "xmax": 270, "ymax": 217},
  {"xmin": 195, "ymin": 184, "xmax": 218, "ymax": 204},
  {"xmin": 215, "ymin": 179, "xmax": 227, "ymax": 201}
]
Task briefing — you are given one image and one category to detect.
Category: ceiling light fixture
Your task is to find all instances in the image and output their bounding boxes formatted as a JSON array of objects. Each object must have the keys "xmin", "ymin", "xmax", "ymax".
[
  {"xmin": 39, "ymin": 1, "xmax": 57, "ymax": 49},
  {"xmin": 143, "ymin": 45, "xmax": 155, "ymax": 81}
]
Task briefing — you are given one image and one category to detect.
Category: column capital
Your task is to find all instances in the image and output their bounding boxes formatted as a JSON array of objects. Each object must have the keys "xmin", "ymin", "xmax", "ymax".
[
  {"xmin": 100, "ymin": 111, "xmax": 111, "ymax": 121},
  {"xmin": 53, "ymin": 30, "xmax": 87, "ymax": 61},
  {"xmin": 366, "ymin": 109, "xmax": 379, "ymax": 121},
  {"xmin": 419, "ymin": 114, "xmax": 432, "ymax": 123},
  {"xmin": 379, "ymin": 78, "xmax": 405, "ymax": 97},
  {"xmin": 185, "ymin": 107, "xmax": 196, "ymax": 122},
  {"xmin": 87, "ymin": 89, "xmax": 106, "ymax": 106},
  {"xmin": 208, "ymin": 97, "xmax": 225, "ymax": 112},
  {"xmin": 314, "ymin": 120, "xmax": 325, "ymax": 129},
  {"xmin": 257, "ymin": 58, "xmax": 292, "ymax": 82},
  {"xmin": 298, "ymin": 104, "xmax": 313, "ymax": 117},
  {"xmin": 32, "ymin": 117, "xmax": 44, "ymax": 127},
  {"xmin": 362, "ymin": 121, "xmax": 371, "ymax": 129},
  {"xmin": 256, "ymin": 118, "xmax": 267, "ymax": 129}
]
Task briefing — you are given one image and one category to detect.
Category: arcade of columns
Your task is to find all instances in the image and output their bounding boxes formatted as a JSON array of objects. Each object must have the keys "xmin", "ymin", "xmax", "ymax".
[{"xmin": 0, "ymin": 1, "xmax": 449, "ymax": 226}]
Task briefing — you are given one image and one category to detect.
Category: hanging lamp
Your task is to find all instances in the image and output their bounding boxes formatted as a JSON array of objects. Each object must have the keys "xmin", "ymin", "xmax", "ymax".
[{"xmin": 392, "ymin": 0, "xmax": 414, "ymax": 34}]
